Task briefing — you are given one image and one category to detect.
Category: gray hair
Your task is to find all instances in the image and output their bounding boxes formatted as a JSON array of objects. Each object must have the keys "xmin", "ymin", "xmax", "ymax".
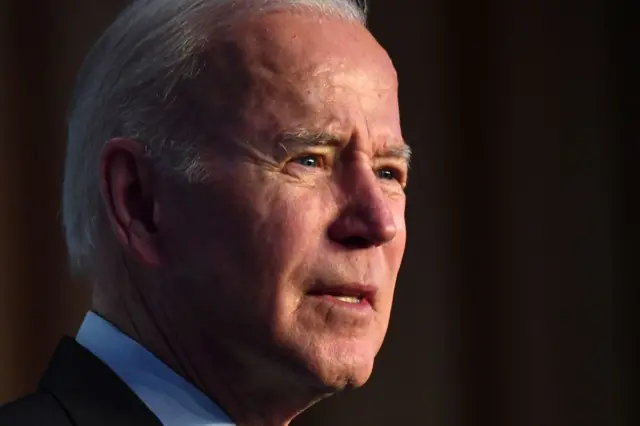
[{"xmin": 62, "ymin": 0, "xmax": 368, "ymax": 276}]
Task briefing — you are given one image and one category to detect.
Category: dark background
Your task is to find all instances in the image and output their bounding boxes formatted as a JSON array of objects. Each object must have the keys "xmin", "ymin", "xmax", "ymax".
[{"xmin": 0, "ymin": 0, "xmax": 635, "ymax": 425}]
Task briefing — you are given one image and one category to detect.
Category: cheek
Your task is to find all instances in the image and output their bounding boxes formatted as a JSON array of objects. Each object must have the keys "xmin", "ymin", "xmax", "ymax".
[
  {"xmin": 389, "ymin": 196, "xmax": 407, "ymax": 257},
  {"xmin": 253, "ymin": 184, "xmax": 336, "ymax": 280},
  {"xmin": 381, "ymin": 197, "xmax": 407, "ymax": 297},
  {"xmin": 385, "ymin": 228, "xmax": 406, "ymax": 299}
]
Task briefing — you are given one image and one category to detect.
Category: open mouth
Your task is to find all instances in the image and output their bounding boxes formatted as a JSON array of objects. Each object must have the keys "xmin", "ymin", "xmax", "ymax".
[
  {"xmin": 307, "ymin": 283, "xmax": 376, "ymax": 309},
  {"xmin": 332, "ymin": 295, "xmax": 362, "ymax": 304}
]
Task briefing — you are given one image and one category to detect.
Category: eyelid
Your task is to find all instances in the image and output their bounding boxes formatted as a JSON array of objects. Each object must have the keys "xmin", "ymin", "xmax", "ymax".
[
  {"xmin": 284, "ymin": 152, "xmax": 334, "ymax": 173},
  {"xmin": 375, "ymin": 163, "xmax": 408, "ymax": 186},
  {"xmin": 287, "ymin": 149, "xmax": 333, "ymax": 164},
  {"xmin": 375, "ymin": 159, "xmax": 408, "ymax": 175}
]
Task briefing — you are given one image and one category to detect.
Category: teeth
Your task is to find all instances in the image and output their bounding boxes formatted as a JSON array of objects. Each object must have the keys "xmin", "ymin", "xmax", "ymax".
[{"xmin": 334, "ymin": 296, "xmax": 361, "ymax": 304}]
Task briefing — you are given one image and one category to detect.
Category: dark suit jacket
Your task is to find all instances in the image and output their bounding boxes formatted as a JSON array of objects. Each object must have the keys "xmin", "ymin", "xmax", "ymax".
[{"xmin": 0, "ymin": 336, "xmax": 162, "ymax": 425}]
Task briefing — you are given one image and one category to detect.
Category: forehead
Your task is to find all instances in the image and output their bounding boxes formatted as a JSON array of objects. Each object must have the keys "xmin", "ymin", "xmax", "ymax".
[
  {"xmin": 200, "ymin": 11, "xmax": 401, "ymax": 144},
  {"xmin": 233, "ymin": 12, "xmax": 394, "ymax": 70}
]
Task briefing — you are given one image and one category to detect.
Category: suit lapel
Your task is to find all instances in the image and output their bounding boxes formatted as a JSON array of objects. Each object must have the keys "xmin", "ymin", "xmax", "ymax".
[{"xmin": 39, "ymin": 336, "xmax": 163, "ymax": 426}]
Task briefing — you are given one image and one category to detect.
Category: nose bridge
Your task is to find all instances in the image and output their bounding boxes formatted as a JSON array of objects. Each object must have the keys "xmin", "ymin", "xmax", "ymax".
[
  {"xmin": 332, "ymin": 159, "xmax": 397, "ymax": 246},
  {"xmin": 349, "ymin": 162, "xmax": 386, "ymax": 212}
]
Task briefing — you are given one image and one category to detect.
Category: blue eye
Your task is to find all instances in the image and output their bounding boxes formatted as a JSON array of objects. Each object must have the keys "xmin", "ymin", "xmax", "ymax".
[
  {"xmin": 376, "ymin": 168, "xmax": 397, "ymax": 181},
  {"xmin": 293, "ymin": 155, "xmax": 322, "ymax": 168}
]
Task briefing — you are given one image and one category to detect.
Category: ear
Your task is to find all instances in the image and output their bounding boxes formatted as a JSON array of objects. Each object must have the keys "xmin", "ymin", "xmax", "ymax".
[{"xmin": 99, "ymin": 138, "xmax": 160, "ymax": 267}]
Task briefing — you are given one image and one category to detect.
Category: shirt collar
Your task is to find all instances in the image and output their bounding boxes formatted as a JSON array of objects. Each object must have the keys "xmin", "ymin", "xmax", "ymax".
[{"xmin": 76, "ymin": 311, "xmax": 234, "ymax": 426}]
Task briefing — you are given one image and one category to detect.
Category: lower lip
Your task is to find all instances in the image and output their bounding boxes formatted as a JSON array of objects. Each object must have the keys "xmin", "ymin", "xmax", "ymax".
[{"xmin": 309, "ymin": 294, "xmax": 372, "ymax": 311}]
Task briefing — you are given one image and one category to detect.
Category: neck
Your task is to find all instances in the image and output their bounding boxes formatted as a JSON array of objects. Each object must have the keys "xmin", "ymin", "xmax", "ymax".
[{"xmin": 91, "ymin": 270, "xmax": 330, "ymax": 425}]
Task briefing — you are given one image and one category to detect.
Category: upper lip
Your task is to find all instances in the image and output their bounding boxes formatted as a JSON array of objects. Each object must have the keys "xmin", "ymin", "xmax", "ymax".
[{"xmin": 307, "ymin": 282, "xmax": 378, "ymax": 306}]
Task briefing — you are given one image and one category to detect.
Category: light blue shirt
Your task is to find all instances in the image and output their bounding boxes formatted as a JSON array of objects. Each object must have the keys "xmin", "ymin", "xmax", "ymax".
[{"xmin": 76, "ymin": 311, "xmax": 234, "ymax": 425}]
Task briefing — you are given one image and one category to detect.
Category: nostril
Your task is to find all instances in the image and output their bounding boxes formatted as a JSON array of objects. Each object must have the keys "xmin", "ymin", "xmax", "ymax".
[{"xmin": 339, "ymin": 236, "xmax": 371, "ymax": 250}]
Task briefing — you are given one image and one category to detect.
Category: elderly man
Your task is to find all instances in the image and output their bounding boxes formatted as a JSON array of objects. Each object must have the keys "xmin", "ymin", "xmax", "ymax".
[{"xmin": 0, "ymin": 0, "xmax": 409, "ymax": 424}]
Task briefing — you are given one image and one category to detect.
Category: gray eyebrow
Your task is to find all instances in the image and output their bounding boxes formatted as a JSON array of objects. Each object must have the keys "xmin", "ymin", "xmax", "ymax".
[
  {"xmin": 383, "ymin": 144, "xmax": 412, "ymax": 167},
  {"xmin": 275, "ymin": 129, "xmax": 412, "ymax": 166},
  {"xmin": 277, "ymin": 129, "xmax": 339, "ymax": 150}
]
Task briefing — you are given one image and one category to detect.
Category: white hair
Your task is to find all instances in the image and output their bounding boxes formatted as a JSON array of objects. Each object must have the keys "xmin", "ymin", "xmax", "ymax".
[{"xmin": 62, "ymin": 0, "xmax": 367, "ymax": 276}]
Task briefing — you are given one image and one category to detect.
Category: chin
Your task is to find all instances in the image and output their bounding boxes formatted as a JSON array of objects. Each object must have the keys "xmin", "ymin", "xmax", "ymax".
[
  {"xmin": 301, "ymin": 339, "xmax": 379, "ymax": 392},
  {"xmin": 271, "ymin": 303, "xmax": 388, "ymax": 393}
]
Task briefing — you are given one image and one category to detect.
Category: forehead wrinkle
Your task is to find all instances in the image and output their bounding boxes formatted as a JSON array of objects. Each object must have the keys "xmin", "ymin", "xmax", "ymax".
[{"xmin": 202, "ymin": 13, "xmax": 401, "ymax": 164}]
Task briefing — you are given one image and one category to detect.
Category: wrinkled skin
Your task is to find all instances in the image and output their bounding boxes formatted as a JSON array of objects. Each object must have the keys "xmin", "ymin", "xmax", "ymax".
[{"xmin": 98, "ymin": 11, "xmax": 408, "ymax": 425}]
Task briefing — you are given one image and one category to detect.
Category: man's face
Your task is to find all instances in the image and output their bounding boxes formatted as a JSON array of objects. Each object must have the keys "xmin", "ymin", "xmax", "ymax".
[{"xmin": 156, "ymin": 12, "xmax": 407, "ymax": 390}]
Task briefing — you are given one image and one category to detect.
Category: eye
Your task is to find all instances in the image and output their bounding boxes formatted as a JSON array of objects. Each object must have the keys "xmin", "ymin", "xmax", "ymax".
[
  {"xmin": 375, "ymin": 167, "xmax": 401, "ymax": 182},
  {"xmin": 291, "ymin": 154, "xmax": 324, "ymax": 168}
]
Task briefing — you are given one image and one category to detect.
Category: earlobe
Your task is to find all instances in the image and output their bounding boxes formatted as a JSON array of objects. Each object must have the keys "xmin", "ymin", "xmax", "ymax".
[
  {"xmin": 128, "ymin": 220, "xmax": 161, "ymax": 267},
  {"xmin": 99, "ymin": 138, "xmax": 161, "ymax": 268}
]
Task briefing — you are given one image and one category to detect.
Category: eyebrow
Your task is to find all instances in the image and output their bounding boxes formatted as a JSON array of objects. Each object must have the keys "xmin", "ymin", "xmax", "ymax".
[{"xmin": 275, "ymin": 129, "xmax": 412, "ymax": 166}]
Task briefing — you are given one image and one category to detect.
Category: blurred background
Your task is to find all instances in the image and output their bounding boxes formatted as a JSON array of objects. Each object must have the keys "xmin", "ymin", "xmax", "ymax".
[{"xmin": 0, "ymin": 0, "xmax": 634, "ymax": 425}]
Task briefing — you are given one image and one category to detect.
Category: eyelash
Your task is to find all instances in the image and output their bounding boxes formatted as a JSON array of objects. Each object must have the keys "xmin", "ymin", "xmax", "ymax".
[
  {"xmin": 291, "ymin": 154, "xmax": 325, "ymax": 169},
  {"xmin": 289, "ymin": 154, "xmax": 405, "ymax": 184},
  {"xmin": 376, "ymin": 167, "xmax": 402, "ymax": 182}
]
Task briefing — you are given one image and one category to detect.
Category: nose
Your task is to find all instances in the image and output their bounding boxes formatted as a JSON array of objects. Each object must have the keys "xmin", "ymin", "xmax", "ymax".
[{"xmin": 328, "ymin": 169, "xmax": 397, "ymax": 249}]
